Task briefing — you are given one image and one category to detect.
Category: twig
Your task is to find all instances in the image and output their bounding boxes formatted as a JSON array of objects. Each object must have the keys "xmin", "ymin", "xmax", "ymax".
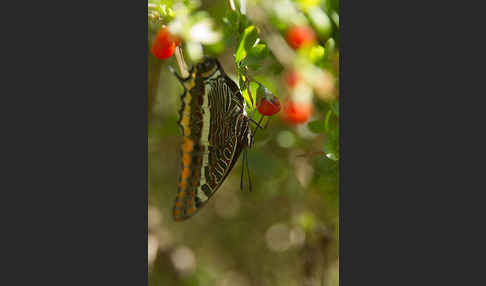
[
  {"xmin": 174, "ymin": 46, "xmax": 189, "ymax": 78},
  {"xmin": 228, "ymin": 0, "xmax": 237, "ymax": 11}
]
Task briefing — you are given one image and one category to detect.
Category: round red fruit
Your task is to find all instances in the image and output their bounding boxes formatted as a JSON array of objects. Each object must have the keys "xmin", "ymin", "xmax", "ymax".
[
  {"xmin": 286, "ymin": 26, "xmax": 316, "ymax": 50},
  {"xmin": 257, "ymin": 96, "xmax": 281, "ymax": 116},
  {"xmin": 151, "ymin": 27, "xmax": 180, "ymax": 60},
  {"xmin": 282, "ymin": 100, "xmax": 313, "ymax": 124}
]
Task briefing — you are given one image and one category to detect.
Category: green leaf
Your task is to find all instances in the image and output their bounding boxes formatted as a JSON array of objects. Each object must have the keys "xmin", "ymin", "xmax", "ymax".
[
  {"xmin": 243, "ymin": 43, "xmax": 269, "ymax": 70},
  {"xmin": 323, "ymin": 108, "xmax": 339, "ymax": 161},
  {"xmin": 249, "ymin": 44, "xmax": 267, "ymax": 58},
  {"xmin": 323, "ymin": 140, "xmax": 339, "ymax": 161},
  {"xmin": 330, "ymin": 100, "xmax": 339, "ymax": 116},
  {"xmin": 235, "ymin": 25, "xmax": 259, "ymax": 64},
  {"xmin": 222, "ymin": 9, "xmax": 239, "ymax": 36},
  {"xmin": 308, "ymin": 119, "xmax": 327, "ymax": 133},
  {"xmin": 324, "ymin": 110, "xmax": 332, "ymax": 132},
  {"xmin": 238, "ymin": 74, "xmax": 245, "ymax": 90},
  {"xmin": 241, "ymin": 81, "xmax": 259, "ymax": 111},
  {"xmin": 324, "ymin": 38, "xmax": 336, "ymax": 57},
  {"xmin": 309, "ymin": 45, "xmax": 326, "ymax": 65}
]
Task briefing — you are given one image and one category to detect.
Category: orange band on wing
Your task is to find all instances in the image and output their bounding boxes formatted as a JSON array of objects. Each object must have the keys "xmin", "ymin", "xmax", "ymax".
[
  {"xmin": 181, "ymin": 167, "xmax": 190, "ymax": 179},
  {"xmin": 179, "ymin": 180, "xmax": 187, "ymax": 189},
  {"xmin": 182, "ymin": 153, "xmax": 191, "ymax": 167},
  {"xmin": 182, "ymin": 138, "xmax": 194, "ymax": 153}
]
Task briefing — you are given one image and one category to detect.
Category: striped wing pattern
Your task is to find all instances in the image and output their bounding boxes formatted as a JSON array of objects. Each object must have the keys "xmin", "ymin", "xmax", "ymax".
[{"xmin": 173, "ymin": 58, "xmax": 252, "ymax": 221}]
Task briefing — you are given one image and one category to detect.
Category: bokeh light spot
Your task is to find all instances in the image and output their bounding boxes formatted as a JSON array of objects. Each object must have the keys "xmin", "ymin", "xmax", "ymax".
[
  {"xmin": 148, "ymin": 234, "xmax": 159, "ymax": 266},
  {"xmin": 277, "ymin": 130, "xmax": 296, "ymax": 148},
  {"xmin": 265, "ymin": 223, "xmax": 291, "ymax": 252},
  {"xmin": 170, "ymin": 246, "xmax": 196, "ymax": 276}
]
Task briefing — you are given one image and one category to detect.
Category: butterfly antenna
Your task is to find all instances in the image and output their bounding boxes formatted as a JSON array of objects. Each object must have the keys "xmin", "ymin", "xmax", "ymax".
[
  {"xmin": 250, "ymin": 115, "xmax": 266, "ymax": 139},
  {"xmin": 240, "ymin": 150, "xmax": 246, "ymax": 191}
]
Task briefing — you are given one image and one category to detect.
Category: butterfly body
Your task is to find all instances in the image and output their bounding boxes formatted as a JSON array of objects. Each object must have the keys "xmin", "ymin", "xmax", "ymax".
[{"xmin": 173, "ymin": 58, "xmax": 252, "ymax": 221}]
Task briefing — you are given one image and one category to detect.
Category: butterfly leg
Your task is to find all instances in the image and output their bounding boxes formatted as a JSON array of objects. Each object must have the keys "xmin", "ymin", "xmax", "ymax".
[
  {"xmin": 249, "ymin": 114, "xmax": 272, "ymax": 143},
  {"xmin": 245, "ymin": 150, "xmax": 252, "ymax": 192},
  {"xmin": 239, "ymin": 150, "xmax": 253, "ymax": 192},
  {"xmin": 249, "ymin": 117, "xmax": 265, "ymax": 130}
]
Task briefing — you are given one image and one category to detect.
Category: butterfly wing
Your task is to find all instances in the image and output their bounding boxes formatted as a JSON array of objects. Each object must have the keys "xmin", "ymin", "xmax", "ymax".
[{"xmin": 173, "ymin": 62, "xmax": 251, "ymax": 221}]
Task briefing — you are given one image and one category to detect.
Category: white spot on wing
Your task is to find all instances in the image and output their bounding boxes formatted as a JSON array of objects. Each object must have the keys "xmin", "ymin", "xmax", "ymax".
[{"xmin": 196, "ymin": 77, "xmax": 214, "ymax": 202}]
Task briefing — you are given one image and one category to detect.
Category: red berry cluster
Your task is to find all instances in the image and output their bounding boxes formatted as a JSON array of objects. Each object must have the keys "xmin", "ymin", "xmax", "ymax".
[
  {"xmin": 151, "ymin": 27, "xmax": 180, "ymax": 60},
  {"xmin": 281, "ymin": 26, "xmax": 317, "ymax": 124}
]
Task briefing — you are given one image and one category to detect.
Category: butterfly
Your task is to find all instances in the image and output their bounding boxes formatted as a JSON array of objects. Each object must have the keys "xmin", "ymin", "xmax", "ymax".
[{"xmin": 170, "ymin": 57, "xmax": 254, "ymax": 221}]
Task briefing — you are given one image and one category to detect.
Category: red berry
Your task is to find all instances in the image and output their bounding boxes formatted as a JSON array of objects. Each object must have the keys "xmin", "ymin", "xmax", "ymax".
[
  {"xmin": 257, "ymin": 96, "xmax": 281, "ymax": 116},
  {"xmin": 151, "ymin": 27, "xmax": 180, "ymax": 60},
  {"xmin": 284, "ymin": 70, "xmax": 301, "ymax": 88},
  {"xmin": 282, "ymin": 100, "xmax": 313, "ymax": 124},
  {"xmin": 285, "ymin": 26, "xmax": 316, "ymax": 50}
]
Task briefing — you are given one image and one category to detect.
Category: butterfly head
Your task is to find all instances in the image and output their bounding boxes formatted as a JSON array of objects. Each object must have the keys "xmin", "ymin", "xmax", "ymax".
[{"xmin": 197, "ymin": 57, "xmax": 220, "ymax": 79}]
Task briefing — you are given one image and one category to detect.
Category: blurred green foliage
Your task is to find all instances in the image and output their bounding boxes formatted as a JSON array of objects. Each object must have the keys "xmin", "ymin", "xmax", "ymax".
[{"xmin": 148, "ymin": 1, "xmax": 339, "ymax": 285}]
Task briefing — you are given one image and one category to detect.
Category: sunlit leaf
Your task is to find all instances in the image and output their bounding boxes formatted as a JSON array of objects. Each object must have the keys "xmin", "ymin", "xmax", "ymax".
[
  {"xmin": 323, "ymin": 142, "xmax": 339, "ymax": 161},
  {"xmin": 235, "ymin": 25, "xmax": 259, "ymax": 64},
  {"xmin": 239, "ymin": 74, "xmax": 245, "ymax": 90},
  {"xmin": 241, "ymin": 81, "xmax": 259, "ymax": 111},
  {"xmin": 309, "ymin": 45, "xmax": 326, "ymax": 64}
]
